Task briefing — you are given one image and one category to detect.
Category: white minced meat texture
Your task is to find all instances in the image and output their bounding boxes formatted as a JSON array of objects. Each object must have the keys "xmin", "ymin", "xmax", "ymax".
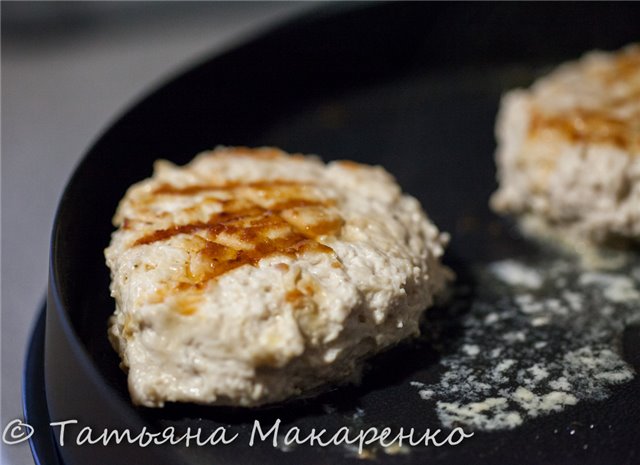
[
  {"xmin": 105, "ymin": 147, "xmax": 451, "ymax": 407},
  {"xmin": 491, "ymin": 44, "xmax": 640, "ymax": 248}
]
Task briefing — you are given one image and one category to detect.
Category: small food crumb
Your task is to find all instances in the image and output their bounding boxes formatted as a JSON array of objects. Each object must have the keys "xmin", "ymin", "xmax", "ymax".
[
  {"xmin": 489, "ymin": 260, "xmax": 543, "ymax": 289},
  {"xmin": 462, "ymin": 344, "xmax": 480, "ymax": 356},
  {"xmin": 418, "ymin": 389, "xmax": 435, "ymax": 400},
  {"xmin": 412, "ymin": 258, "xmax": 637, "ymax": 431},
  {"xmin": 579, "ymin": 272, "xmax": 640, "ymax": 303}
]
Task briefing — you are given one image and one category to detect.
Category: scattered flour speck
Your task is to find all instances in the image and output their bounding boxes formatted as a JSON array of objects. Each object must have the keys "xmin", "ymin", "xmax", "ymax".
[
  {"xmin": 412, "ymin": 258, "xmax": 637, "ymax": 431},
  {"xmin": 579, "ymin": 272, "xmax": 640, "ymax": 303},
  {"xmin": 462, "ymin": 344, "xmax": 480, "ymax": 357},
  {"xmin": 489, "ymin": 260, "xmax": 543, "ymax": 289},
  {"xmin": 418, "ymin": 389, "xmax": 435, "ymax": 400}
]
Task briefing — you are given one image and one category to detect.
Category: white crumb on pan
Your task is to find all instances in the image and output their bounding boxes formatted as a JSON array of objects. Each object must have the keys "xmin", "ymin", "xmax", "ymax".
[
  {"xmin": 411, "ymin": 258, "xmax": 638, "ymax": 431},
  {"xmin": 579, "ymin": 272, "xmax": 640, "ymax": 303},
  {"xmin": 489, "ymin": 259, "xmax": 543, "ymax": 289}
]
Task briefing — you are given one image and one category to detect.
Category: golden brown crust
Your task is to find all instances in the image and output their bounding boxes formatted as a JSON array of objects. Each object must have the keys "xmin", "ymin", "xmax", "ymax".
[{"xmin": 131, "ymin": 179, "xmax": 343, "ymax": 291}]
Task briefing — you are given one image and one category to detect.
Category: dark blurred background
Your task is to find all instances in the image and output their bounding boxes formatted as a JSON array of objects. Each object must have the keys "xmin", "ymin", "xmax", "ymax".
[{"xmin": 1, "ymin": 3, "xmax": 320, "ymax": 464}]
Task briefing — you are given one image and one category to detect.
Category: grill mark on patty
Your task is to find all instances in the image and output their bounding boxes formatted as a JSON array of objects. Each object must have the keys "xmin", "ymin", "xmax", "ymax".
[
  {"xmin": 528, "ymin": 108, "xmax": 640, "ymax": 152},
  {"xmin": 596, "ymin": 45, "xmax": 640, "ymax": 83},
  {"xmin": 132, "ymin": 180, "xmax": 344, "ymax": 287},
  {"xmin": 527, "ymin": 46, "xmax": 640, "ymax": 154}
]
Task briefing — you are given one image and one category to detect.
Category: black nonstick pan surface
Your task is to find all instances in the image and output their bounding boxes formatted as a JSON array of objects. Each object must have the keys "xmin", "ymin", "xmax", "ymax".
[{"xmin": 40, "ymin": 3, "xmax": 640, "ymax": 465}]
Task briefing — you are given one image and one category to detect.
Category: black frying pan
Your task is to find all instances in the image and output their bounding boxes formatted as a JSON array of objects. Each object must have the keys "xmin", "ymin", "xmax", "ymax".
[{"xmin": 37, "ymin": 3, "xmax": 640, "ymax": 465}]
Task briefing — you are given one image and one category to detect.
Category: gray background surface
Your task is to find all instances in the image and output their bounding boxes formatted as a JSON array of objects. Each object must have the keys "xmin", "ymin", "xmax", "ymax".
[{"xmin": 1, "ymin": 3, "xmax": 320, "ymax": 463}]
